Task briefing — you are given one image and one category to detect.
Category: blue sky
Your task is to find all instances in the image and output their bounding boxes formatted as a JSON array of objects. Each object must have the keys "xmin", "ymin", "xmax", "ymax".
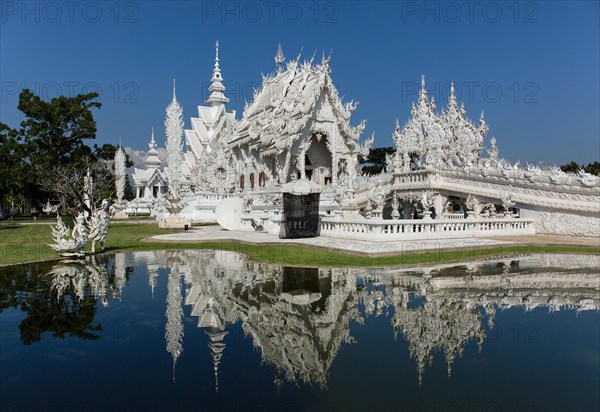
[{"xmin": 1, "ymin": 1, "xmax": 599, "ymax": 164}]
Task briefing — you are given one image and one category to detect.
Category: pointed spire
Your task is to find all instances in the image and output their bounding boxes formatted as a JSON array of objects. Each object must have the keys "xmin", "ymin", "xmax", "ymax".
[
  {"xmin": 206, "ymin": 328, "xmax": 228, "ymax": 393},
  {"xmin": 448, "ymin": 81, "xmax": 458, "ymax": 113},
  {"xmin": 145, "ymin": 127, "xmax": 161, "ymax": 168},
  {"xmin": 275, "ymin": 43, "xmax": 285, "ymax": 72},
  {"xmin": 206, "ymin": 40, "xmax": 229, "ymax": 106},
  {"xmin": 172, "ymin": 78, "xmax": 177, "ymax": 102},
  {"xmin": 149, "ymin": 127, "xmax": 156, "ymax": 149},
  {"xmin": 418, "ymin": 75, "xmax": 428, "ymax": 107}
]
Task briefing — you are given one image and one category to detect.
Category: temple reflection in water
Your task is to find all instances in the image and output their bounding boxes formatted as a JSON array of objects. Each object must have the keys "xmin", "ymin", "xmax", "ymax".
[{"xmin": 43, "ymin": 251, "xmax": 599, "ymax": 389}]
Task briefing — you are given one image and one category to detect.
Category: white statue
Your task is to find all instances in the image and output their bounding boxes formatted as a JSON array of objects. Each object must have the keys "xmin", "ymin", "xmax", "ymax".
[
  {"xmin": 578, "ymin": 170, "xmax": 598, "ymax": 187},
  {"xmin": 549, "ymin": 166, "xmax": 569, "ymax": 185},
  {"xmin": 49, "ymin": 213, "xmax": 89, "ymax": 257},
  {"xmin": 391, "ymin": 192, "xmax": 400, "ymax": 219},
  {"xmin": 89, "ymin": 199, "xmax": 111, "ymax": 253}
]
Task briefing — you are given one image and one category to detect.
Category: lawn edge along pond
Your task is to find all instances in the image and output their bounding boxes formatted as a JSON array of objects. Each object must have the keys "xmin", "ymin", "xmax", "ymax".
[{"xmin": 1, "ymin": 223, "xmax": 599, "ymax": 268}]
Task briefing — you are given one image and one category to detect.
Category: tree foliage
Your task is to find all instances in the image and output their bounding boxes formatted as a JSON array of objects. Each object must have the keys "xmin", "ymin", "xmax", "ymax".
[
  {"xmin": 359, "ymin": 146, "xmax": 396, "ymax": 175},
  {"xmin": 0, "ymin": 89, "xmax": 135, "ymax": 215},
  {"xmin": 560, "ymin": 161, "xmax": 600, "ymax": 176}
]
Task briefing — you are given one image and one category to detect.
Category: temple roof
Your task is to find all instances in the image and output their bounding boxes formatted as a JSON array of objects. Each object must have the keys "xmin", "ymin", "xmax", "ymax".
[{"xmin": 230, "ymin": 51, "xmax": 369, "ymax": 157}]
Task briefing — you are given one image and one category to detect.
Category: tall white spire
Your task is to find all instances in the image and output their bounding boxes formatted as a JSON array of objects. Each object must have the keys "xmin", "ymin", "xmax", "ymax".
[
  {"xmin": 275, "ymin": 43, "xmax": 285, "ymax": 73},
  {"xmin": 165, "ymin": 264, "xmax": 184, "ymax": 382},
  {"xmin": 419, "ymin": 75, "xmax": 428, "ymax": 105},
  {"xmin": 206, "ymin": 40, "xmax": 230, "ymax": 106},
  {"xmin": 165, "ymin": 80, "xmax": 184, "ymax": 198}
]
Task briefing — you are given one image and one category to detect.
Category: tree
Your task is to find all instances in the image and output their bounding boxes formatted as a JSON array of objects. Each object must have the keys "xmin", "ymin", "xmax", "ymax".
[
  {"xmin": 583, "ymin": 161, "xmax": 600, "ymax": 176},
  {"xmin": 560, "ymin": 161, "xmax": 581, "ymax": 174},
  {"xmin": 0, "ymin": 124, "xmax": 34, "ymax": 211},
  {"xmin": 17, "ymin": 89, "xmax": 102, "ymax": 167},
  {"xmin": 559, "ymin": 161, "xmax": 600, "ymax": 176},
  {"xmin": 359, "ymin": 147, "xmax": 396, "ymax": 174},
  {"xmin": 0, "ymin": 90, "xmax": 138, "ymax": 214},
  {"xmin": 39, "ymin": 158, "xmax": 114, "ymax": 215}
]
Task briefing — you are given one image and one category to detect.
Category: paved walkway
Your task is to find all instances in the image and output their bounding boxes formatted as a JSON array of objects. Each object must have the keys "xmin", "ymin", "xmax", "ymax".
[{"xmin": 147, "ymin": 225, "xmax": 516, "ymax": 257}]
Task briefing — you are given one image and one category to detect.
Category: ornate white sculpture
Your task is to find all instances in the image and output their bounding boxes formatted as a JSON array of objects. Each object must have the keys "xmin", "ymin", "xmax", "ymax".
[
  {"xmin": 165, "ymin": 80, "xmax": 184, "ymax": 199},
  {"xmin": 49, "ymin": 213, "xmax": 89, "ymax": 257},
  {"xmin": 550, "ymin": 166, "xmax": 569, "ymax": 185},
  {"xmin": 391, "ymin": 192, "xmax": 400, "ymax": 219},
  {"xmin": 524, "ymin": 163, "xmax": 541, "ymax": 182},
  {"xmin": 114, "ymin": 146, "xmax": 127, "ymax": 204},
  {"xmin": 113, "ymin": 146, "xmax": 129, "ymax": 219},
  {"xmin": 165, "ymin": 262, "xmax": 184, "ymax": 381},
  {"xmin": 578, "ymin": 170, "xmax": 598, "ymax": 187},
  {"xmin": 393, "ymin": 78, "xmax": 488, "ymax": 172},
  {"xmin": 88, "ymin": 199, "xmax": 111, "ymax": 253}
]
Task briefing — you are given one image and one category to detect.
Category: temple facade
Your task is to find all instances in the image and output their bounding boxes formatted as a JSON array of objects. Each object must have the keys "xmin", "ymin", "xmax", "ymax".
[
  {"xmin": 128, "ymin": 42, "xmax": 600, "ymax": 237},
  {"xmin": 130, "ymin": 128, "xmax": 168, "ymax": 205}
]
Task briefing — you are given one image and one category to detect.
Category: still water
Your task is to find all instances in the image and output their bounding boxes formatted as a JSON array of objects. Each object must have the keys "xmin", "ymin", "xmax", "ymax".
[{"xmin": 0, "ymin": 251, "xmax": 598, "ymax": 412}]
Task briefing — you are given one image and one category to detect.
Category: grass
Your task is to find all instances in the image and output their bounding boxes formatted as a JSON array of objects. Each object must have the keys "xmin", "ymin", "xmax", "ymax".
[{"xmin": 1, "ymin": 222, "xmax": 598, "ymax": 268}]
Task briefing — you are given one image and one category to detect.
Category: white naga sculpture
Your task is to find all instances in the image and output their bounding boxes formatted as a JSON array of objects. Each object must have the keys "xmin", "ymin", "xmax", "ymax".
[
  {"xmin": 50, "ymin": 202, "xmax": 112, "ymax": 257},
  {"xmin": 49, "ymin": 167, "xmax": 112, "ymax": 258},
  {"xmin": 49, "ymin": 213, "xmax": 89, "ymax": 257}
]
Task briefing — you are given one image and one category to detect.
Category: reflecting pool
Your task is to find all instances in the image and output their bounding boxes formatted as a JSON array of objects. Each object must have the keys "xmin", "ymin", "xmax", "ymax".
[{"xmin": 0, "ymin": 251, "xmax": 598, "ymax": 412}]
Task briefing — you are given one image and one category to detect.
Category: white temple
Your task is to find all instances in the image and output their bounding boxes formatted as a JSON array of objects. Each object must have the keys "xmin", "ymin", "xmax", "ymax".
[
  {"xmin": 129, "ymin": 42, "xmax": 600, "ymax": 237},
  {"xmin": 131, "ymin": 128, "xmax": 167, "ymax": 205}
]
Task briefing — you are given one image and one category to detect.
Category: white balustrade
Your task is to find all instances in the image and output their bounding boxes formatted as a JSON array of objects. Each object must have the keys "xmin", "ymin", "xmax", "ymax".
[{"xmin": 319, "ymin": 216, "xmax": 534, "ymax": 241}]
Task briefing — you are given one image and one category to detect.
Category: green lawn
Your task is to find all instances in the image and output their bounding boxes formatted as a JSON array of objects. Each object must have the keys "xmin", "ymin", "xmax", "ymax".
[{"xmin": 1, "ymin": 222, "xmax": 598, "ymax": 267}]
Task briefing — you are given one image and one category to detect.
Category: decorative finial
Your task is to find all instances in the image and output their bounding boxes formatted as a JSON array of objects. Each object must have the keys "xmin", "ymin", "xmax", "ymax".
[
  {"xmin": 206, "ymin": 40, "xmax": 229, "ymax": 106},
  {"xmin": 149, "ymin": 127, "xmax": 156, "ymax": 148},
  {"xmin": 275, "ymin": 43, "xmax": 285, "ymax": 72},
  {"xmin": 447, "ymin": 81, "xmax": 457, "ymax": 112},
  {"xmin": 419, "ymin": 75, "xmax": 428, "ymax": 106}
]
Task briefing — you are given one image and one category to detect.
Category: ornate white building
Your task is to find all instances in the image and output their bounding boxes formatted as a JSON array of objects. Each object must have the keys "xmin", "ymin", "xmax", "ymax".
[
  {"xmin": 129, "ymin": 42, "xmax": 599, "ymax": 237},
  {"xmin": 131, "ymin": 128, "xmax": 167, "ymax": 203}
]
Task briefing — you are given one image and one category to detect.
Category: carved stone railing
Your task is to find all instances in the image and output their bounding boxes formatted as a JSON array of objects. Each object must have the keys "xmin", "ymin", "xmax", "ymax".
[
  {"xmin": 320, "ymin": 217, "xmax": 534, "ymax": 241},
  {"xmin": 442, "ymin": 212, "xmax": 465, "ymax": 220}
]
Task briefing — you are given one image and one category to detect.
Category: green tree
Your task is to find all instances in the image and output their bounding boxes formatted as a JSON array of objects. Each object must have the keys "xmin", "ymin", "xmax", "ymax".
[
  {"xmin": 583, "ymin": 161, "xmax": 600, "ymax": 176},
  {"xmin": 360, "ymin": 147, "xmax": 396, "ymax": 175},
  {"xmin": 559, "ymin": 161, "xmax": 582, "ymax": 174},
  {"xmin": 0, "ymin": 124, "xmax": 34, "ymax": 212},
  {"xmin": 16, "ymin": 89, "xmax": 102, "ymax": 167},
  {"xmin": 0, "ymin": 89, "xmax": 107, "ymax": 214},
  {"xmin": 559, "ymin": 161, "xmax": 600, "ymax": 176}
]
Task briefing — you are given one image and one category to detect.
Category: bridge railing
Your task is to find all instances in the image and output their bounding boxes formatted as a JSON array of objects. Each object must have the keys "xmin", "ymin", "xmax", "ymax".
[{"xmin": 320, "ymin": 216, "xmax": 534, "ymax": 241}]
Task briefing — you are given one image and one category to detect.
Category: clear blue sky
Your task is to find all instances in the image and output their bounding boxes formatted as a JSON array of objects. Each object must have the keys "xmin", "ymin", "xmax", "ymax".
[{"xmin": 1, "ymin": 1, "xmax": 598, "ymax": 164}]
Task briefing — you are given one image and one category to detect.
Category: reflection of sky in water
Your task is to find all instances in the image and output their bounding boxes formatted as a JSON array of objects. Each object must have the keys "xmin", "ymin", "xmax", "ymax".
[{"xmin": 0, "ymin": 251, "xmax": 598, "ymax": 412}]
